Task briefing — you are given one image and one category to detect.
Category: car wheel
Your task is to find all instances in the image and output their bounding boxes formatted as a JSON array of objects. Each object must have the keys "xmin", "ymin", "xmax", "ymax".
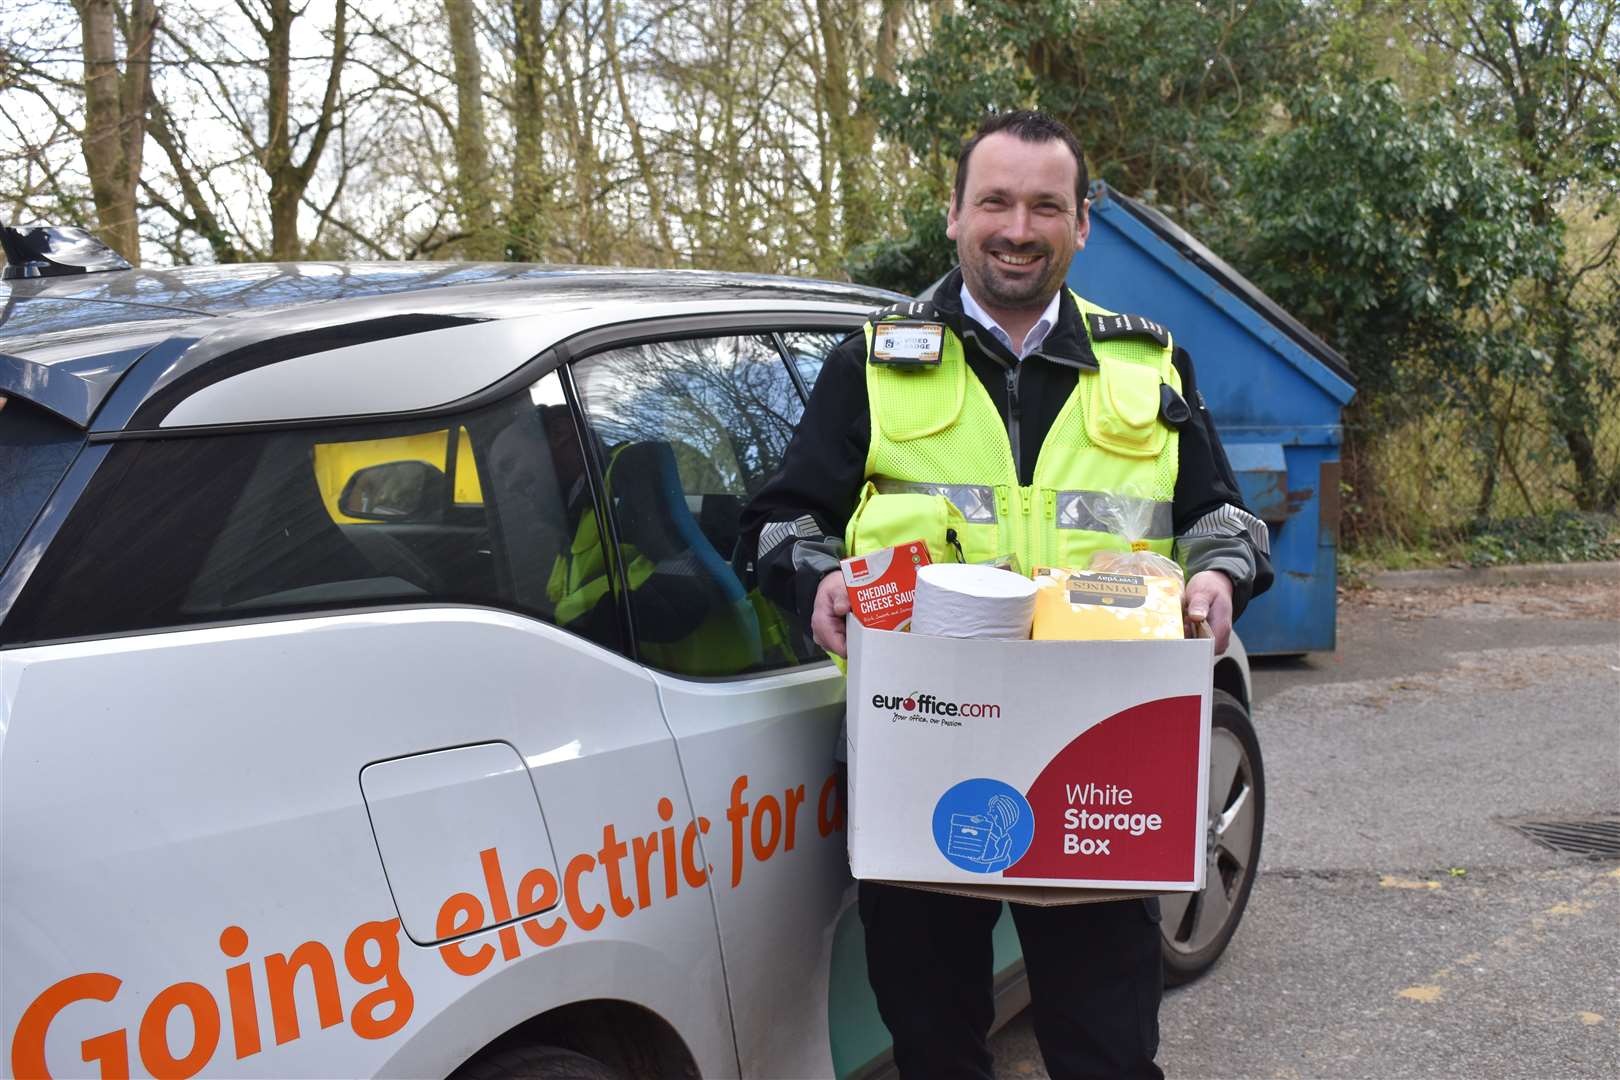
[
  {"xmin": 454, "ymin": 1044, "xmax": 622, "ymax": 1080},
  {"xmin": 1160, "ymin": 688, "xmax": 1264, "ymax": 986}
]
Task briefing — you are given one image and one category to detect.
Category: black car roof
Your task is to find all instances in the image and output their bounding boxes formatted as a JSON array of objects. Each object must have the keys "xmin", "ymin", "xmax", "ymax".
[
  {"xmin": 4, "ymin": 261, "xmax": 889, "ymax": 317},
  {"xmin": 1, "ymin": 263, "xmax": 895, "ymax": 428}
]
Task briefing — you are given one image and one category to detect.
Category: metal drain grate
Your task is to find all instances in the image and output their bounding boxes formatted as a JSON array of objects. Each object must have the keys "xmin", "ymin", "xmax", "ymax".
[{"xmin": 1498, "ymin": 815, "xmax": 1620, "ymax": 859}]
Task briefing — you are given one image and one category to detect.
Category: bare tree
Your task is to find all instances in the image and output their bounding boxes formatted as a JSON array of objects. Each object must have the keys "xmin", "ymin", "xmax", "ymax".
[
  {"xmin": 508, "ymin": 0, "xmax": 551, "ymax": 260},
  {"xmin": 444, "ymin": 0, "xmax": 500, "ymax": 258},
  {"xmin": 4, "ymin": 0, "xmax": 936, "ymax": 274},
  {"xmin": 145, "ymin": 94, "xmax": 247, "ymax": 261},
  {"xmin": 604, "ymin": 0, "xmax": 672, "ymax": 260},
  {"xmin": 1, "ymin": 6, "xmax": 93, "ymax": 227},
  {"xmin": 264, "ymin": 0, "xmax": 349, "ymax": 257},
  {"xmin": 73, "ymin": 0, "xmax": 159, "ymax": 262},
  {"xmin": 150, "ymin": 0, "xmax": 352, "ymax": 260}
]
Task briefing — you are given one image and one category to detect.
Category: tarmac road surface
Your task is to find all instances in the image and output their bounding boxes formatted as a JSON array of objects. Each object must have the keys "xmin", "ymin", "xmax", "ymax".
[{"xmin": 991, "ymin": 570, "xmax": 1620, "ymax": 1079}]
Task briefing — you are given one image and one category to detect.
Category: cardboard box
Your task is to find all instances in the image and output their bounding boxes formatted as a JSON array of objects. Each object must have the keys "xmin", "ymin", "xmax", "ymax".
[
  {"xmin": 845, "ymin": 621, "xmax": 1212, "ymax": 902},
  {"xmin": 841, "ymin": 540, "xmax": 931, "ymax": 631}
]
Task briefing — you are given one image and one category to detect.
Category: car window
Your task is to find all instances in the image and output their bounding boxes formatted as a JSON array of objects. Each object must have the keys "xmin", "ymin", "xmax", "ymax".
[
  {"xmin": 571, "ymin": 334, "xmax": 818, "ymax": 676},
  {"xmin": 778, "ymin": 329, "xmax": 853, "ymax": 395},
  {"xmin": 1, "ymin": 371, "xmax": 623, "ymax": 655},
  {"xmin": 0, "ymin": 395, "xmax": 84, "ymax": 577}
]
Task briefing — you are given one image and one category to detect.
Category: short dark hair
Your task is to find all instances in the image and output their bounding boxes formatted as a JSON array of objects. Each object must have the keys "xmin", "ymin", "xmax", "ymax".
[{"xmin": 953, "ymin": 110, "xmax": 1089, "ymax": 212}]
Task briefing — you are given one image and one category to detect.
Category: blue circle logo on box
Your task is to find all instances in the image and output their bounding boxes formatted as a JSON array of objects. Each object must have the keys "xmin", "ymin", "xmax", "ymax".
[{"xmin": 932, "ymin": 778, "xmax": 1034, "ymax": 874}]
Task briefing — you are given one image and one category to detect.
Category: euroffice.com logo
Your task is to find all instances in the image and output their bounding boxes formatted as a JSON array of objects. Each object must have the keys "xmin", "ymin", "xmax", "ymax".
[{"xmin": 869, "ymin": 691, "xmax": 1002, "ymax": 719}]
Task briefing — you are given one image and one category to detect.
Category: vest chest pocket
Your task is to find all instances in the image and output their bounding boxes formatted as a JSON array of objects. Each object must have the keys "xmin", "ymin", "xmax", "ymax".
[
  {"xmin": 1086, "ymin": 356, "xmax": 1170, "ymax": 458},
  {"xmin": 846, "ymin": 482, "xmax": 976, "ymax": 563}
]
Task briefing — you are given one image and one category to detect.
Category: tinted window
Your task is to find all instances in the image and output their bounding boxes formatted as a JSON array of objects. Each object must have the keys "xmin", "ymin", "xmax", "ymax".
[
  {"xmin": 0, "ymin": 396, "xmax": 84, "ymax": 575},
  {"xmin": 779, "ymin": 329, "xmax": 852, "ymax": 394},
  {"xmin": 2, "ymin": 372, "xmax": 623, "ymax": 653},
  {"xmin": 572, "ymin": 335, "xmax": 818, "ymax": 676}
]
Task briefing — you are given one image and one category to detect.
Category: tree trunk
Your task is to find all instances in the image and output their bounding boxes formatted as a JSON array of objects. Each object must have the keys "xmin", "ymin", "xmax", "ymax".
[
  {"xmin": 803, "ymin": 0, "xmax": 834, "ymax": 269},
  {"xmin": 444, "ymin": 0, "xmax": 500, "ymax": 259},
  {"xmin": 551, "ymin": 4, "xmax": 596, "ymax": 263},
  {"xmin": 263, "ymin": 0, "xmax": 347, "ymax": 260},
  {"xmin": 263, "ymin": 0, "xmax": 294, "ymax": 257},
  {"xmin": 821, "ymin": 0, "xmax": 903, "ymax": 249},
  {"xmin": 76, "ymin": 0, "xmax": 158, "ymax": 264},
  {"xmin": 510, "ymin": 0, "xmax": 547, "ymax": 261},
  {"xmin": 717, "ymin": 0, "xmax": 746, "ymax": 260},
  {"xmin": 1546, "ymin": 289, "xmax": 1603, "ymax": 509},
  {"xmin": 814, "ymin": 0, "xmax": 852, "ymax": 260}
]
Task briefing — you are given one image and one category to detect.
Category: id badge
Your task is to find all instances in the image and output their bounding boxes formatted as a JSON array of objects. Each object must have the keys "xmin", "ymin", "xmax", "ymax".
[{"xmin": 871, "ymin": 321, "xmax": 944, "ymax": 366}]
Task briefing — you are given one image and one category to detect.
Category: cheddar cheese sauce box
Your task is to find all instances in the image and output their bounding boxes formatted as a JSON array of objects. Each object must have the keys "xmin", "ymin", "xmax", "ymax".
[
  {"xmin": 840, "ymin": 541, "xmax": 931, "ymax": 632},
  {"xmin": 845, "ymin": 621, "xmax": 1212, "ymax": 903}
]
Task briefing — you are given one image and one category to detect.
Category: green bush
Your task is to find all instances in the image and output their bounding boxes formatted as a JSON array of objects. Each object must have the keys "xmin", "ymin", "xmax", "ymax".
[{"xmin": 1459, "ymin": 511, "xmax": 1620, "ymax": 567}]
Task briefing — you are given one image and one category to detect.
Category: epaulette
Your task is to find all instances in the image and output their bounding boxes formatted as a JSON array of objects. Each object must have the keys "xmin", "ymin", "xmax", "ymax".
[{"xmin": 1085, "ymin": 311, "xmax": 1170, "ymax": 348}]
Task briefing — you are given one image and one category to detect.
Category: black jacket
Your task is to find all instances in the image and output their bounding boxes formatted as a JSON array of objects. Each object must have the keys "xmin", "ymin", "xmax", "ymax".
[{"xmin": 741, "ymin": 268, "xmax": 1273, "ymax": 621}]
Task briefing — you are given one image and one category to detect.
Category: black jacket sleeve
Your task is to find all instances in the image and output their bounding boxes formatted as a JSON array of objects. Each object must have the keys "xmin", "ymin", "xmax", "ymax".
[
  {"xmin": 1169, "ymin": 347, "xmax": 1274, "ymax": 618},
  {"xmin": 739, "ymin": 332, "xmax": 871, "ymax": 620}
]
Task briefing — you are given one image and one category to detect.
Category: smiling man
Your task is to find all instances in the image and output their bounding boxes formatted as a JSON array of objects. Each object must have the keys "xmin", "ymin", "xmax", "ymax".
[
  {"xmin": 947, "ymin": 120, "xmax": 1081, "ymax": 353},
  {"xmin": 742, "ymin": 110, "xmax": 1271, "ymax": 1079}
]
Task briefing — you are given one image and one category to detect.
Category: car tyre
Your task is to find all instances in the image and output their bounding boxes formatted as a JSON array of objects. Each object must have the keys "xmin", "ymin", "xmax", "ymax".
[
  {"xmin": 455, "ymin": 1044, "xmax": 622, "ymax": 1080},
  {"xmin": 1160, "ymin": 688, "xmax": 1264, "ymax": 986}
]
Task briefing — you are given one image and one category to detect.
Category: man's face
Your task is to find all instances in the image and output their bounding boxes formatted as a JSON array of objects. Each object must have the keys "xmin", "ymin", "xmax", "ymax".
[{"xmin": 947, "ymin": 132, "xmax": 1089, "ymax": 313}]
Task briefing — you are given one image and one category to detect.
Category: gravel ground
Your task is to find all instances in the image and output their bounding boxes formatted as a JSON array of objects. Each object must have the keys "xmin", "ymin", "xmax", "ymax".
[{"xmin": 991, "ymin": 574, "xmax": 1620, "ymax": 1080}]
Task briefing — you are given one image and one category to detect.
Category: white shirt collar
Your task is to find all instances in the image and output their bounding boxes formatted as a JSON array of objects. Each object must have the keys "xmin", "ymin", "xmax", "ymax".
[{"xmin": 959, "ymin": 284, "xmax": 1062, "ymax": 360}]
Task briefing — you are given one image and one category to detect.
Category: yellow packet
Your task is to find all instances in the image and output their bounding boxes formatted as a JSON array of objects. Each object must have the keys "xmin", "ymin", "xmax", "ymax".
[{"xmin": 1031, "ymin": 566, "xmax": 1184, "ymax": 641}]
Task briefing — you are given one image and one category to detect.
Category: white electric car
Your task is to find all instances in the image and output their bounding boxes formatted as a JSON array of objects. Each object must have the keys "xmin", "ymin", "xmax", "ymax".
[{"xmin": 0, "ymin": 227, "xmax": 1262, "ymax": 1080}]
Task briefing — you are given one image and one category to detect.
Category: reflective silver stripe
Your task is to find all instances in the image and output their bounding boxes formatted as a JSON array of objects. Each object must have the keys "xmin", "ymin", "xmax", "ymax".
[
  {"xmin": 758, "ymin": 513, "xmax": 822, "ymax": 559},
  {"xmin": 1056, "ymin": 490, "xmax": 1173, "ymax": 539},
  {"xmin": 871, "ymin": 477, "xmax": 998, "ymax": 524},
  {"xmin": 1181, "ymin": 503, "xmax": 1271, "ymax": 556}
]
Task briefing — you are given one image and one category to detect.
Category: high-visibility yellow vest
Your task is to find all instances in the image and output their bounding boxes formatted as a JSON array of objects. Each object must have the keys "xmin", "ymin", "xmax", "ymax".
[{"xmin": 847, "ymin": 291, "xmax": 1181, "ymax": 573}]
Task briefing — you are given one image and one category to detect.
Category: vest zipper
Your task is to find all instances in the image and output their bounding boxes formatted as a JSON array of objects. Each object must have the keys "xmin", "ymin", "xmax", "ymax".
[
  {"xmin": 959, "ymin": 323, "xmax": 1021, "ymax": 475},
  {"xmin": 1006, "ymin": 364, "xmax": 1022, "ymax": 479}
]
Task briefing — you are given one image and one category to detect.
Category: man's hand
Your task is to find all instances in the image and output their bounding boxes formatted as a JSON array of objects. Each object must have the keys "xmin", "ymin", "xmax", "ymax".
[
  {"xmin": 1183, "ymin": 570, "xmax": 1234, "ymax": 654},
  {"xmin": 811, "ymin": 570, "xmax": 851, "ymax": 658}
]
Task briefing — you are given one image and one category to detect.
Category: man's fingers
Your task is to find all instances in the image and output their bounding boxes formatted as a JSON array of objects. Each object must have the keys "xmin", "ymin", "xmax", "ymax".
[
  {"xmin": 812, "ymin": 571, "xmax": 850, "ymax": 658},
  {"xmin": 828, "ymin": 624, "xmax": 848, "ymax": 658},
  {"xmin": 812, "ymin": 612, "xmax": 847, "ymax": 658},
  {"xmin": 1205, "ymin": 592, "xmax": 1233, "ymax": 654},
  {"xmin": 1183, "ymin": 570, "xmax": 1234, "ymax": 653}
]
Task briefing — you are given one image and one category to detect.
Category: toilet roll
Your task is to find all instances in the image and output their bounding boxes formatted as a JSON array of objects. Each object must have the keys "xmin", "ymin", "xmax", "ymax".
[{"xmin": 911, "ymin": 563, "xmax": 1038, "ymax": 640}]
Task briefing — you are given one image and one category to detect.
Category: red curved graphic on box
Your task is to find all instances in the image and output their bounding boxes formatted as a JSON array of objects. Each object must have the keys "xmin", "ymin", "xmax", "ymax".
[{"xmin": 1004, "ymin": 695, "xmax": 1201, "ymax": 881}]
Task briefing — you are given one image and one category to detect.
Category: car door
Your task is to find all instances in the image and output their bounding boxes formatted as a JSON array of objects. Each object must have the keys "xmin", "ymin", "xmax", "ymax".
[{"xmin": 567, "ymin": 323, "xmax": 912, "ymax": 1078}]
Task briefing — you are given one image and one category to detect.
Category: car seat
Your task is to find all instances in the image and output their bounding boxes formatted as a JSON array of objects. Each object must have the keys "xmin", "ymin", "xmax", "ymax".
[{"xmin": 605, "ymin": 440, "xmax": 763, "ymax": 674}]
